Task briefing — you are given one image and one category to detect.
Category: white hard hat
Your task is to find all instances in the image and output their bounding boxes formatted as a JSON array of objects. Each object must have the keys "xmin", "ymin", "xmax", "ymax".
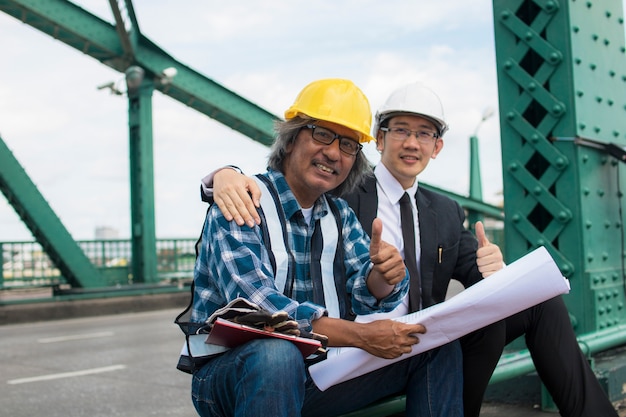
[{"xmin": 373, "ymin": 82, "xmax": 449, "ymax": 137}]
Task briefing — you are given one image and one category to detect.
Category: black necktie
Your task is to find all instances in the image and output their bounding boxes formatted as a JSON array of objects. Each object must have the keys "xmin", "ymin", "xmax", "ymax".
[{"xmin": 399, "ymin": 192, "xmax": 421, "ymax": 311}]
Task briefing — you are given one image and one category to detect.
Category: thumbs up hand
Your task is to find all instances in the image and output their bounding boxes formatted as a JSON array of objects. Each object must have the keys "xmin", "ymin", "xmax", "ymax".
[
  {"xmin": 475, "ymin": 221, "xmax": 504, "ymax": 278},
  {"xmin": 368, "ymin": 218, "xmax": 407, "ymax": 298},
  {"xmin": 369, "ymin": 217, "xmax": 383, "ymax": 259}
]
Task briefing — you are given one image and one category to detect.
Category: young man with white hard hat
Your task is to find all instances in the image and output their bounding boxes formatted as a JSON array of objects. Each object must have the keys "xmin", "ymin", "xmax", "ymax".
[{"xmin": 344, "ymin": 82, "xmax": 617, "ymax": 417}]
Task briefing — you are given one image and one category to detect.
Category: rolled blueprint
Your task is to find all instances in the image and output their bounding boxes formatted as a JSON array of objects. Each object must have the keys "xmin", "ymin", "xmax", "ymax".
[{"xmin": 309, "ymin": 246, "xmax": 570, "ymax": 391}]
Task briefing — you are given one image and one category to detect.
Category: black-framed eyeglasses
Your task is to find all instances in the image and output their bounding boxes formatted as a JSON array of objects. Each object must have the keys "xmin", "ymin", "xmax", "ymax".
[
  {"xmin": 380, "ymin": 127, "xmax": 439, "ymax": 145},
  {"xmin": 305, "ymin": 124, "xmax": 362, "ymax": 156}
]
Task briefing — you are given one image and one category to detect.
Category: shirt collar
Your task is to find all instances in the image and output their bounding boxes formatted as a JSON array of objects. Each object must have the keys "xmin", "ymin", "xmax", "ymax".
[
  {"xmin": 267, "ymin": 169, "xmax": 330, "ymax": 222},
  {"xmin": 374, "ymin": 163, "xmax": 419, "ymax": 205}
]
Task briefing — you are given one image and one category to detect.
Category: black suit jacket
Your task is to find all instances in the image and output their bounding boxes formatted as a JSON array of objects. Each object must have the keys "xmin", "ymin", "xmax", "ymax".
[{"xmin": 343, "ymin": 174, "xmax": 483, "ymax": 308}]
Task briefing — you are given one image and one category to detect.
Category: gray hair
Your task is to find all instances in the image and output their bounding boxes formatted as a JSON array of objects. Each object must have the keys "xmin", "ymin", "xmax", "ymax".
[{"xmin": 267, "ymin": 116, "xmax": 372, "ymax": 197}]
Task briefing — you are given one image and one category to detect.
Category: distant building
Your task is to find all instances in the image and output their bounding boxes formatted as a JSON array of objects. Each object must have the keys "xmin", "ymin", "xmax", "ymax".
[{"xmin": 95, "ymin": 226, "xmax": 119, "ymax": 240}]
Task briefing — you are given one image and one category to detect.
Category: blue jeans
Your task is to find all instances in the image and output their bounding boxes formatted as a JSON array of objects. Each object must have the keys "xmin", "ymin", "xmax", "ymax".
[{"xmin": 192, "ymin": 338, "xmax": 463, "ymax": 417}]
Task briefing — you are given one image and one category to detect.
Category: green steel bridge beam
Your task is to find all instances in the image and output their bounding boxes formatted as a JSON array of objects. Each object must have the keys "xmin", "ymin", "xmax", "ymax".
[
  {"xmin": 126, "ymin": 69, "xmax": 158, "ymax": 284},
  {"xmin": 467, "ymin": 108, "xmax": 496, "ymax": 231},
  {"xmin": 494, "ymin": 0, "xmax": 626, "ymax": 335},
  {"xmin": 0, "ymin": 0, "xmax": 279, "ymax": 286},
  {"xmin": 468, "ymin": 134, "xmax": 486, "ymax": 229},
  {"xmin": 421, "ymin": 183, "xmax": 504, "ymax": 220},
  {"xmin": 0, "ymin": 0, "xmax": 277, "ymax": 144},
  {"xmin": 0, "ymin": 135, "xmax": 103, "ymax": 287},
  {"xmin": 107, "ymin": 0, "xmax": 139, "ymax": 62}
]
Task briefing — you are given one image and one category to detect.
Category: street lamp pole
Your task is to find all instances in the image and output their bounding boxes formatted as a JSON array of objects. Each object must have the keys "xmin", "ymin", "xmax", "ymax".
[{"xmin": 468, "ymin": 107, "xmax": 494, "ymax": 230}]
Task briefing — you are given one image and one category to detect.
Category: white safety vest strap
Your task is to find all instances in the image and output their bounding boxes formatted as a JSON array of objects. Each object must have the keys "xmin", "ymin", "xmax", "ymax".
[
  {"xmin": 253, "ymin": 176, "xmax": 340, "ymax": 317},
  {"xmin": 319, "ymin": 196, "xmax": 340, "ymax": 318},
  {"xmin": 254, "ymin": 177, "xmax": 289, "ymax": 293}
]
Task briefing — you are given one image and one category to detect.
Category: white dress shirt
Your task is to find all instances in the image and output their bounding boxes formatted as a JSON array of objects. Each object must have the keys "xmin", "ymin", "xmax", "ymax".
[{"xmin": 355, "ymin": 163, "xmax": 421, "ymax": 321}]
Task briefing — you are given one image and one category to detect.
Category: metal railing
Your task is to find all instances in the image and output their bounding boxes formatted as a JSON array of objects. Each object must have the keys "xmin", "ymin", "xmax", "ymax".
[
  {"xmin": 1, "ymin": 238, "xmax": 197, "ymax": 289},
  {"xmin": 1, "ymin": 222, "xmax": 504, "ymax": 291}
]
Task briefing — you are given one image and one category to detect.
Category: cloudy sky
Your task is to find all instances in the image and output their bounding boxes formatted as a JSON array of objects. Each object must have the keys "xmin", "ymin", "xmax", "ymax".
[{"xmin": 1, "ymin": 1, "xmax": 624, "ymax": 241}]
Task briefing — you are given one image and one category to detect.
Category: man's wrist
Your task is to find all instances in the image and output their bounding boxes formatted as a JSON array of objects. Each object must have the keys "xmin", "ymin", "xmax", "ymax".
[
  {"xmin": 223, "ymin": 165, "xmax": 243, "ymax": 174},
  {"xmin": 200, "ymin": 165, "xmax": 243, "ymax": 203}
]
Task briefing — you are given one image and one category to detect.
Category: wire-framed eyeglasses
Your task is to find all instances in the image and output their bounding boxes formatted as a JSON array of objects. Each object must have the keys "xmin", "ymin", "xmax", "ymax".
[
  {"xmin": 305, "ymin": 124, "xmax": 362, "ymax": 156},
  {"xmin": 380, "ymin": 127, "xmax": 440, "ymax": 145}
]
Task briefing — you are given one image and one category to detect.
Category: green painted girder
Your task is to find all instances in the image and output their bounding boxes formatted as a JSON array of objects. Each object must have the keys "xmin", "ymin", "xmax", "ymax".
[
  {"xmin": 420, "ymin": 183, "xmax": 504, "ymax": 220},
  {"xmin": 0, "ymin": 0, "xmax": 278, "ymax": 145},
  {"xmin": 468, "ymin": 135, "xmax": 485, "ymax": 228},
  {"xmin": 493, "ymin": 0, "xmax": 626, "ymax": 337},
  {"xmin": 0, "ymin": 135, "xmax": 103, "ymax": 288},
  {"xmin": 128, "ymin": 79, "xmax": 158, "ymax": 283},
  {"xmin": 107, "ymin": 0, "xmax": 140, "ymax": 61}
]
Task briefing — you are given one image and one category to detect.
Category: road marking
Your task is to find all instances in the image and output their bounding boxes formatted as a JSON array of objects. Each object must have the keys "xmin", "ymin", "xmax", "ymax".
[
  {"xmin": 37, "ymin": 331, "xmax": 114, "ymax": 343},
  {"xmin": 7, "ymin": 364, "xmax": 126, "ymax": 385}
]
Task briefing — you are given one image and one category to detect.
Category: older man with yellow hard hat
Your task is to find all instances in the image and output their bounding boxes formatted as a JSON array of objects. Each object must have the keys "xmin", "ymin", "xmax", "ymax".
[{"xmin": 182, "ymin": 78, "xmax": 463, "ymax": 417}]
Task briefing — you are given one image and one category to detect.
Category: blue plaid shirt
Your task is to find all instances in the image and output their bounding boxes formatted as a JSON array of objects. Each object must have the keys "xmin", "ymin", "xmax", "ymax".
[{"xmin": 191, "ymin": 169, "xmax": 408, "ymax": 331}]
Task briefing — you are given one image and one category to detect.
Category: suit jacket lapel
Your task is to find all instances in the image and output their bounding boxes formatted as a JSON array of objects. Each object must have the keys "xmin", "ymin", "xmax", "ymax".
[
  {"xmin": 352, "ymin": 175, "xmax": 378, "ymax": 238},
  {"xmin": 349, "ymin": 178, "xmax": 449, "ymax": 307}
]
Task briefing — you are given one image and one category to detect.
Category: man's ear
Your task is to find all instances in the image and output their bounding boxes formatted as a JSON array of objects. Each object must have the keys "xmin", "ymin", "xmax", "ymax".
[
  {"xmin": 431, "ymin": 138, "xmax": 444, "ymax": 159},
  {"xmin": 285, "ymin": 136, "xmax": 296, "ymax": 154},
  {"xmin": 375, "ymin": 132, "xmax": 385, "ymax": 153}
]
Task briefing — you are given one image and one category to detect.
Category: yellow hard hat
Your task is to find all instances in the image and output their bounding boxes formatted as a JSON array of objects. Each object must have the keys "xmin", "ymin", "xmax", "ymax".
[{"xmin": 284, "ymin": 78, "xmax": 375, "ymax": 143}]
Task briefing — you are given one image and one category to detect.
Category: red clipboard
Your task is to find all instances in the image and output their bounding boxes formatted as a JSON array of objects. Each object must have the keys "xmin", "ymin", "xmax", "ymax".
[{"xmin": 206, "ymin": 318, "xmax": 322, "ymax": 357}]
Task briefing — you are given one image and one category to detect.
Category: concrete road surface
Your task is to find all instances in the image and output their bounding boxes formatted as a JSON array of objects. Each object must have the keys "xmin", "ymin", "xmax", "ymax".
[
  {"xmin": 1, "ymin": 307, "xmax": 621, "ymax": 417},
  {"xmin": 1, "ymin": 308, "xmax": 196, "ymax": 417}
]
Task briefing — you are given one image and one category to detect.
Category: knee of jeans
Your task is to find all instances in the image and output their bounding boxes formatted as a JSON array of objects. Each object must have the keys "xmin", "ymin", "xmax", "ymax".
[
  {"xmin": 241, "ymin": 339, "xmax": 305, "ymax": 377},
  {"xmin": 439, "ymin": 340, "xmax": 462, "ymax": 360}
]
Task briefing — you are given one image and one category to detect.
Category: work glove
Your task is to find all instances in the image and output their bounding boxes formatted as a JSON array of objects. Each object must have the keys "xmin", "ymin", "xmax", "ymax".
[
  {"xmin": 300, "ymin": 329, "xmax": 329, "ymax": 350},
  {"xmin": 206, "ymin": 298, "xmax": 329, "ymax": 354},
  {"xmin": 232, "ymin": 309, "xmax": 301, "ymax": 335},
  {"xmin": 206, "ymin": 297, "xmax": 300, "ymax": 335}
]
